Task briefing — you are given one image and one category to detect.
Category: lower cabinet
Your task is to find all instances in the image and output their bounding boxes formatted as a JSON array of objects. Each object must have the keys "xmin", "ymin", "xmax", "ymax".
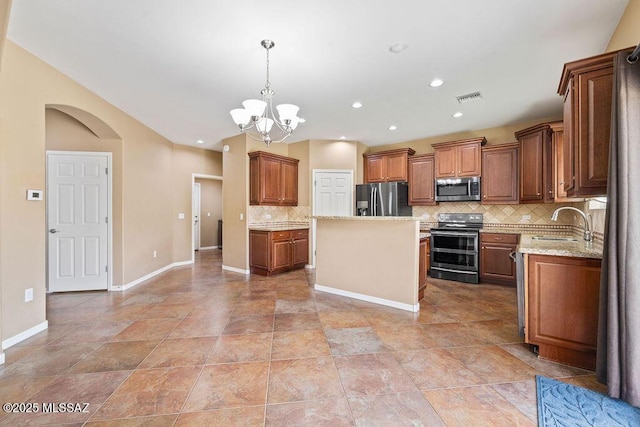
[
  {"xmin": 525, "ymin": 254, "xmax": 601, "ymax": 370},
  {"xmin": 418, "ymin": 236, "xmax": 430, "ymax": 300},
  {"xmin": 479, "ymin": 233, "xmax": 519, "ymax": 285},
  {"xmin": 249, "ymin": 229, "xmax": 309, "ymax": 276}
]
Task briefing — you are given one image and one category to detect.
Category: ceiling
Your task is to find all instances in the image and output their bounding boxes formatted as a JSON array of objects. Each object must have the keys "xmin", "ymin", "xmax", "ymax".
[{"xmin": 7, "ymin": 0, "xmax": 629, "ymax": 151}]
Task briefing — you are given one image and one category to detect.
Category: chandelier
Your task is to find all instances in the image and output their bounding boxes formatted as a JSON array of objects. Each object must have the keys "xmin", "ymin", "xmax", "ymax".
[{"xmin": 229, "ymin": 40, "xmax": 302, "ymax": 146}]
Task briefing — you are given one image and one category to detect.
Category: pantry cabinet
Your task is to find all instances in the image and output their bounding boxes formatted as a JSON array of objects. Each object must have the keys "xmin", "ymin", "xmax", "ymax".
[
  {"xmin": 526, "ymin": 254, "xmax": 601, "ymax": 370},
  {"xmin": 481, "ymin": 143, "xmax": 519, "ymax": 204},
  {"xmin": 557, "ymin": 49, "xmax": 626, "ymax": 197},
  {"xmin": 408, "ymin": 154, "xmax": 436, "ymax": 206},
  {"xmin": 433, "ymin": 137, "xmax": 486, "ymax": 178},
  {"xmin": 249, "ymin": 229, "xmax": 309, "ymax": 276},
  {"xmin": 364, "ymin": 148, "xmax": 415, "ymax": 183}
]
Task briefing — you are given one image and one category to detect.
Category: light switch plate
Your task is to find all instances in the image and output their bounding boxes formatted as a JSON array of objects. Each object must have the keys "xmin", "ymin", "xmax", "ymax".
[
  {"xmin": 27, "ymin": 189, "xmax": 43, "ymax": 201},
  {"xmin": 178, "ymin": 213, "xmax": 185, "ymax": 219}
]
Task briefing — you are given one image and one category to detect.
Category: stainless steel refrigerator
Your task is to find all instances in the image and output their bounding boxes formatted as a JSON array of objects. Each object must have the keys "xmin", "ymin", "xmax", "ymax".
[{"xmin": 355, "ymin": 182, "xmax": 412, "ymax": 217}]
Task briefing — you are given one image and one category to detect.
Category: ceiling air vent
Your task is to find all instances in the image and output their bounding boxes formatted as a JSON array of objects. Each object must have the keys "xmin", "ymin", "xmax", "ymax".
[{"xmin": 456, "ymin": 91, "xmax": 483, "ymax": 104}]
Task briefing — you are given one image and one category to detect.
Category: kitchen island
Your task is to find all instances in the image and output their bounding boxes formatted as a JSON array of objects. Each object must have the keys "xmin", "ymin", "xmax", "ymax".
[{"xmin": 314, "ymin": 216, "xmax": 421, "ymax": 312}]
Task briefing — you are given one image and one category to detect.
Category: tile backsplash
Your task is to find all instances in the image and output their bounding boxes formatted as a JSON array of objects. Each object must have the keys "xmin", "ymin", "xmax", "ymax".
[
  {"xmin": 412, "ymin": 202, "xmax": 580, "ymax": 226},
  {"xmin": 248, "ymin": 206, "xmax": 310, "ymax": 224}
]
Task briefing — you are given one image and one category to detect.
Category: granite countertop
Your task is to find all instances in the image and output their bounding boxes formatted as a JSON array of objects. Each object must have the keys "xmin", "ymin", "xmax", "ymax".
[
  {"xmin": 517, "ymin": 234, "xmax": 603, "ymax": 259},
  {"xmin": 248, "ymin": 223, "xmax": 310, "ymax": 231},
  {"xmin": 314, "ymin": 215, "xmax": 419, "ymax": 221}
]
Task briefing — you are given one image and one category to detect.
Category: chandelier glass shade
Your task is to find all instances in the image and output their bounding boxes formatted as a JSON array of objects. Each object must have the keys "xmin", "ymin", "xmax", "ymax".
[{"xmin": 229, "ymin": 40, "xmax": 302, "ymax": 146}]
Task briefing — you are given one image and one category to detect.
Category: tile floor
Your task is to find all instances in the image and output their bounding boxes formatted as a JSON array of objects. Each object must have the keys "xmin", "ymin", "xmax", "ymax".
[{"xmin": 0, "ymin": 249, "xmax": 606, "ymax": 426}]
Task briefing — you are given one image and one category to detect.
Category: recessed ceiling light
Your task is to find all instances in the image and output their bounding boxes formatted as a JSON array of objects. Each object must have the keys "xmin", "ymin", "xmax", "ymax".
[
  {"xmin": 298, "ymin": 118, "xmax": 306, "ymax": 123},
  {"xmin": 430, "ymin": 78, "xmax": 444, "ymax": 88},
  {"xmin": 389, "ymin": 43, "xmax": 408, "ymax": 54},
  {"xmin": 196, "ymin": 139, "xmax": 204, "ymax": 144},
  {"xmin": 352, "ymin": 102, "xmax": 363, "ymax": 109},
  {"xmin": 453, "ymin": 112, "xmax": 464, "ymax": 118},
  {"xmin": 389, "ymin": 125, "xmax": 398, "ymax": 131},
  {"xmin": 340, "ymin": 136, "xmax": 347, "ymax": 140}
]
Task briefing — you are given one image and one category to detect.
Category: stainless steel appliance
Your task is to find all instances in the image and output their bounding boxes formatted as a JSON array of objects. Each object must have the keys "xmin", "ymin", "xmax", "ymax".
[
  {"xmin": 434, "ymin": 176, "xmax": 481, "ymax": 202},
  {"xmin": 355, "ymin": 182, "xmax": 412, "ymax": 217},
  {"xmin": 430, "ymin": 213, "xmax": 483, "ymax": 284}
]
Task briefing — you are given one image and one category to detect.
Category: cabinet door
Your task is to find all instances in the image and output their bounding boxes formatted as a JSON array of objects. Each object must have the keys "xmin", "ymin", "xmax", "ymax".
[
  {"xmin": 365, "ymin": 155, "xmax": 386, "ymax": 183},
  {"xmin": 418, "ymin": 238, "xmax": 427, "ymax": 300},
  {"xmin": 261, "ymin": 156, "xmax": 283, "ymax": 205},
  {"xmin": 480, "ymin": 244, "xmax": 516, "ymax": 284},
  {"xmin": 519, "ymin": 131, "xmax": 544, "ymax": 202},
  {"xmin": 434, "ymin": 147, "xmax": 456, "ymax": 178},
  {"xmin": 562, "ymin": 83, "xmax": 576, "ymax": 194},
  {"xmin": 575, "ymin": 68, "xmax": 612, "ymax": 196},
  {"xmin": 527, "ymin": 255, "xmax": 601, "ymax": 354},
  {"xmin": 457, "ymin": 143, "xmax": 481, "ymax": 177},
  {"xmin": 408, "ymin": 156, "xmax": 435, "ymax": 206},
  {"xmin": 281, "ymin": 160, "xmax": 298, "ymax": 206},
  {"xmin": 291, "ymin": 237, "xmax": 308, "ymax": 267},
  {"xmin": 481, "ymin": 146, "xmax": 518, "ymax": 204},
  {"xmin": 272, "ymin": 239, "xmax": 292, "ymax": 271},
  {"xmin": 385, "ymin": 152, "xmax": 408, "ymax": 182}
]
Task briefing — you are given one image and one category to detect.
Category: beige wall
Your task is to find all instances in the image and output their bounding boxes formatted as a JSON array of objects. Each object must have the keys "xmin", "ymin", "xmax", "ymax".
[
  {"xmin": 0, "ymin": 40, "xmax": 220, "ymax": 344},
  {"xmin": 288, "ymin": 141, "xmax": 310, "ymax": 207},
  {"xmin": 607, "ymin": 0, "xmax": 640, "ymax": 51},
  {"xmin": 196, "ymin": 178, "xmax": 223, "ymax": 248}
]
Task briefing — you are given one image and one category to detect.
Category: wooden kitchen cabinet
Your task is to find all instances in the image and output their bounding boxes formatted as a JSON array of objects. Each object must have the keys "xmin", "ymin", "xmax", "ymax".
[
  {"xmin": 419, "ymin": 237, "xmax": 427, "ymax": 300},
  {"xmin": 363, "ymin": 148, "xmax": 415, "ymax": 183},
  {"xmin": 557, "ymin": 49, "xmax": 626, "ymax": 197},
  {"xmin": 408, "ymin": 154, "xmax": 436, "ymax": 206},
  {"xmin": 249, "ymin": 229, "xmax": 309, "ymax": 276},
  {"xmin": 249, "ymin": 151, "xmax": 299, "ymax": 206},
  {"xmin": 550, "ymin": 121, "xmax": 584, "ymax": 202},
  {"xmin": 432, "ymin": 137, "xmax": 486, "ymax": 178},
  {"xmin": 525, "ymin": 254, "xmax": 601, "ymax": 370},
  {"xmin": 515, "ymin": 123, "xmax": 554, "ymax": 203},
  {"xmin": 481, "ymin": 143, "xmax": 519, "ymax": 204},
  {"xmin": 480, "ymin": 233, "xmax": 519, "ymax": 285}
]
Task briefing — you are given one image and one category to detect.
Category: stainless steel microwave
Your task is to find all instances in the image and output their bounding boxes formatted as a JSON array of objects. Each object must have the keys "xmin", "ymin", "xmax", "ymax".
[{"xmin": 434, "ymin": 177, "xmax": 481, "ymax": 202}]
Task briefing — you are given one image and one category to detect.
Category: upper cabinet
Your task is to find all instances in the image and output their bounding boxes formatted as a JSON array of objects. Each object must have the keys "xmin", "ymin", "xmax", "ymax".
[
  {"xmin": 408, "ymin": 154, "xmax": 436, "ymax": 206},
  {"xmin": 363, "ymin": 148, "xmax": 415, "ymax": 183},
  {"xmin": 481, "ymin": 143, "xmax": 519, "ymax": 204},
  {"xmin": 432, "ymin": 137, "xmax": 486, "ymax": 178},
  {"xmin": 558, "ymin": 50, "xmax": 620, "ymax": 197},
  {"xmin": 550, "ymin": 121, "xmax": 584, "ymax": 202},
  {"xmin": 516, "ymin": 124, "xmax": 554, "ymax": 204},
  {"xmin": 248, "ymin": 151, "xmax": 299, "ymax": 206}
]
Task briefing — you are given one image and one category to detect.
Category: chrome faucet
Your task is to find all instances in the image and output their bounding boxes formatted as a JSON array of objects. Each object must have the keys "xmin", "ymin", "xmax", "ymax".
[{"xmin": 551, "ymin": 207, "xmax": 592, "ymax": 242}]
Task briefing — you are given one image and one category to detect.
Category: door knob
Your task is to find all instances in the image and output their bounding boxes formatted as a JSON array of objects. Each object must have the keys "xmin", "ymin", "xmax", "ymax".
[{"xmin": 49, "ymin": 228, "xmax": 58, "ymax": 233}]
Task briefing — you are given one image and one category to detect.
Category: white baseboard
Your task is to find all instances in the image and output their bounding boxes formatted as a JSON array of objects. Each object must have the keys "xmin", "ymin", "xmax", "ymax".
[
  {"xmin": 305, "ymin": 264, "xmax": 315, "ymax": 269},
  {"xmin": 314, "ymin": 284, "xmax": 419, "ymax": 313},
  {"xmin": 112, "ymin": 260, "xmax": 194, "ymax": 291},
  {"xmin": 198, "ymin": 246, "xmax": 218, "ymax": 250},
  {"xmin": 222, "ymin": 265, "xmax": 250, "ymax": 275},
  {"xmin": 0, "ymin": 352, "xmax": 4, "ymax": 365},
  {"xmin": 2, "ymin": 320, "xmax": 49, "ymax": 350}
]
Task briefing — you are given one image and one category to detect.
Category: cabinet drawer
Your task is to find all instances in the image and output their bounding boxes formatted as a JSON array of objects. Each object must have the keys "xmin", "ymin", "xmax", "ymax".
[
  {"xmin": 481, "ymin": 233, "xmax": 519, "ymax": 244},
  {"xmin": 291, "ymin": 229, "xmax": 309, "ymax": 239},
  {"xmin": 271, "ymin": 231, "xmax": 291, "ymax": 240}
]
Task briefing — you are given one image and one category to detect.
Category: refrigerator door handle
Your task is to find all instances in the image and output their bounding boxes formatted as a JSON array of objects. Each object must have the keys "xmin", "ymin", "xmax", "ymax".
[{"xmin": 389, "ymin": 191, "xmax": 393, "ymax": 216}]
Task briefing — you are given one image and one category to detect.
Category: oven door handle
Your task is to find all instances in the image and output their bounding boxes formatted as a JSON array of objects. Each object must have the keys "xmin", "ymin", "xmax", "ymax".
[{"xmin": 431, "ymin": 230, "xmax": 478, "ymax": 237}]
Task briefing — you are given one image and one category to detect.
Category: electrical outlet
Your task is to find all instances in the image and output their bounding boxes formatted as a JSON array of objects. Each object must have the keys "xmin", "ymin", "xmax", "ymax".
[
  {"xmin": 265, "ymin": 214, "xmax": 271, "ymax": 219},
  {"xmin": 153, "ymin": 251, "xmax": 157, "ymax": 258},
  {"xmin": 25, "ymin": 288, "xmax": 33, "ymax": 302},
  {"xmin": 522, "ymin": 215, "xmax": 531, "ymax": 220},
  {"xmin": 240, "ymin": 213, "xmax": 244, "ymax": 221},
  {"xmin": 178, "ymin": 213, "xmax": 185, "ymax": 219}
]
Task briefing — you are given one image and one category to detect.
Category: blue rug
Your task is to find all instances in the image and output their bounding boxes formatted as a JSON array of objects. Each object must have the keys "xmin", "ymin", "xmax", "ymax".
[{"xmin": 536, "ymin": 376, "xmax": 640, "ymax": 426}]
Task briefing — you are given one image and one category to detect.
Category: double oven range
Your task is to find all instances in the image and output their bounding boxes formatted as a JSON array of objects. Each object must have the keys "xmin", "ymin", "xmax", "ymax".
[{"xmin": 430, "ymin": 213, "xmax": 483, "ymax": 284}]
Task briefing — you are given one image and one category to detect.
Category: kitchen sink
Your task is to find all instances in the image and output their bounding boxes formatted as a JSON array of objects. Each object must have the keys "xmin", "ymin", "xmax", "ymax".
[{"xmin": 531, "ymin": 236, "xmax": 578, "ymax": 242}]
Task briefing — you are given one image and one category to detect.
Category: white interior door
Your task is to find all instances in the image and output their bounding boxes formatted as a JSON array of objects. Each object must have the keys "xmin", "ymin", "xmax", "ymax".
[
  {"xmin": 47, "ymin": 153, "xmax": 109, "ymax": 292},
  {"xmin": 193, "ymin": 182, "xmax": 201, "ymax": 251},
  {"xmin": 314, "ymin": 170, "xmax": 353, "ymax": 216}
]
